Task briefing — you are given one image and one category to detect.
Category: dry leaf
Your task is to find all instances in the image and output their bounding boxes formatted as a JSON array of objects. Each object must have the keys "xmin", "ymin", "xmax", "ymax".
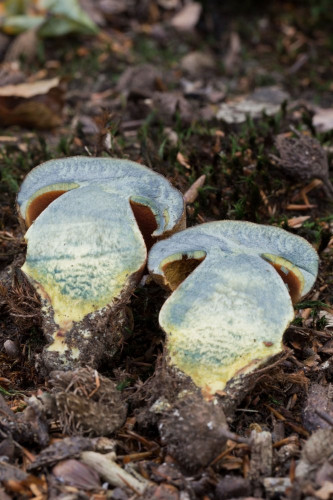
[
  {"xmin": 116, "ymin": 63, "xmax": 163, "ymax": 96},
  {"xmin": 217, "ymin": 87, "xmax": 289, "ymax": 124},
  {"xmin": 0, "ymin": 77, "xmax": 64, "ymax": 129},
  {"xmin": 180, "ymin": 51, "xmax": 216, "ymax": 76},
  {"xmin": 152, "ymin": 91, "xmax": 193, "ymax": 123},
  {"xmin": 302, "ymin": 383, "xmax": 333, "ymax": 431},
  {"xmin": 4, "ymin": 29, "xmax": 38, "ymax": 62},
  {"xmin": 28, "ymin": 436, "xmax": 96, "ymax": 471},
  {"xmin": 0, "ymin": 100, "xmax": 63, "ymax": 128},
  {"xmin": 52, "ymin": 459, "xmax": 101, "ymax": 490},
  {"xmin": 0, "ymin": 77, "xmax": 60, "ymax": 98},
  {"xmin": 99, "ymin": 0, "xmax": 129, "ymax": 17},
  {"xmin": 170, "ymin": 2, "xmax": 202, "ymax": 31},
  {"xmin": 313, "ymin": 108, "xmax": 333, "ymax": 133},
  {"xmin": 176, "ymin": 151, "xmax": 191, "ymax": 170},
  {"xmin": 315, "ymin": 481, "xmax": 333, "ymax": 500},
  {"xmin": 287, "ymin": 216, "xmax": 311, "ymax": 228}
]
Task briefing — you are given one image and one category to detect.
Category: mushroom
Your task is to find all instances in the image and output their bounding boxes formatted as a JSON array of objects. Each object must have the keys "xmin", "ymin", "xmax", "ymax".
[
  {"xmin": 148, "ymin": 221, "xmax": 318, "ymax": 396},
  {"xmin": 17, "ymin": 156, "xmax": 185, "ymax": 370}
]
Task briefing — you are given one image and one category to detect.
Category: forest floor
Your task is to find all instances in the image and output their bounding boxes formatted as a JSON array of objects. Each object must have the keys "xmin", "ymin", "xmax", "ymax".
[{"xmin": 0, "ymin": 1, "xmax": 333, "ymax": 499}]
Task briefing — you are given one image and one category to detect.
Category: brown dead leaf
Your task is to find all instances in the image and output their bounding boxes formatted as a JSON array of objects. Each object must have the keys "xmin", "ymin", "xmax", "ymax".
[
  {"xmin": 316, "ymin": 463, "xmax": 333, "ymax": 487},
  {"xmin": 52, "ymin": 459, "xmax": 101, "ymax": 490},
  {"xmin": 152, "ymin": 91, "xmax": 193, "ymax": 123},
  {"xmin": 303, "ymin": 383, "xmax": 333, "ymax": 431},
  {"xmin": 315, "ymin": 481, "xmax": 333, "ymax": 500},
  {"xmin": 0, "ymin": 461, "xmax": 28, "ymax": 482},
  {"xmin": 4, "ymin": 29, "xmax": 38, "ymax": 63},
  {"xmin": 116, "ymin": 64, "xmax": 163, "ymax": 97},
  {"xmin": 0, "ymin": 77, "xmax": 64, "ymax": 129},
  {"xmin": 176, "ymin": 152, "xmax": 191, "ymax": 170},
  {"xmin": 0, "ymin": 77, "xmax": 60, "ymax": 98},
  {"xmin": 313, "ymin": 108, "xmax": 333, "ymax": 133},
  {"xmin": 180, "ymin": 51, "xmax": 216, "ymax": 77},
  {"xmin": 99, "ymin": 0, "xmax": 129, "ymax": 17},
  {"xmin": 0, "ymin": 99, "xmax": 62, "ymax": 128},
  {"xmin": 170, "ymin": 2, "xmax": 202, "ymax": 31},
  {"xmin": 28, "ymin": 437, "xmax": 97, "ymax": 471},
  {"xmin": 287, "ymin": 216, "xmax": 311, "ymax": 228},
  {"xmin": 79, "ymin": 0, "xmax": 106, "ymax": 26},
  {"xmin": 215, "ymin": 476, "xmax": 251, "ymax": 499},
  {"xmin": 184, "ymin": 175, "xmax": 206, "ymax": 203}
]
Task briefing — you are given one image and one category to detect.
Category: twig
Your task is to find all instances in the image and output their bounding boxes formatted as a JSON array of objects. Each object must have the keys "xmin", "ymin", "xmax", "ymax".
[
  {"xmin": 80, "ymin": 451, "xmax": 149, "ymax": 494},
  {"xmin": 315, "ymin": 409, "xmax": 333, "ymax": 427}
]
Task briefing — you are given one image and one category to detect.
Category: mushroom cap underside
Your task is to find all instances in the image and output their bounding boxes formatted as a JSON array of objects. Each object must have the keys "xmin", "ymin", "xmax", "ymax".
[{"xmin": 149, "ymin": 220, "xmax": 318, "ymax": 296}]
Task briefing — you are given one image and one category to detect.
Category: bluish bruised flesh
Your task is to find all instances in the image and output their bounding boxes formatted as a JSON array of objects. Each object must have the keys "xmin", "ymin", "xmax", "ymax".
[
  {"xmin": 17, "ymin": 156, "xmax": 185, "ymax": 236},
  {"xmin": 148, "ymin": 221, "xmax": 319, "ymax": 394},
  {"xmin": 22, "ymin": 186, "xmax": 147, "ymax": 331},
  {"xmin": 18, "ymin": 157, "xmax": 185, "ymax": 363}
]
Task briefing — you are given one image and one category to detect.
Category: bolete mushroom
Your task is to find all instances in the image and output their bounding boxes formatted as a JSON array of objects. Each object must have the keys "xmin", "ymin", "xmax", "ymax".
[
  {"xmin": 17, "ymin": 156, "xmax": 185, "ymax": 370},
  {"xmin": 148, "ymin": 221, "xmax": 318, "ymax": 396}
]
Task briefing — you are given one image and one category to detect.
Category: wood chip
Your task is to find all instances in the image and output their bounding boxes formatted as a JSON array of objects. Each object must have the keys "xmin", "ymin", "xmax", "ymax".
[
  {"xmin": 80, "ymin": 451, "xmax": 149, "ymax": 494},
  {"xmin": 183, "ymin": 175, "xmax": 206, "ymax": 203},
  {"xmin": 249, "ymin": 430, "xmax": 272, "ymax": 479}
]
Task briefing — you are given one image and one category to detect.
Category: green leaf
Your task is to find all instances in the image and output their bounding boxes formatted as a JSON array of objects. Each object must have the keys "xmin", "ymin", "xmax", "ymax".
[
  {"xmin": 40, "ymin": 0, "xmax": 98, "ymax": 35},
  {"xmin": 4, "ymin": 0, "xmax": 28, "ymax": 15},
  {"xmin": 1, "ymin": 0, "xmax": 99, "ymax": 36},
  {"xmin": 1, "ymin": 15, "xmax": 44, "ymax": 34}
]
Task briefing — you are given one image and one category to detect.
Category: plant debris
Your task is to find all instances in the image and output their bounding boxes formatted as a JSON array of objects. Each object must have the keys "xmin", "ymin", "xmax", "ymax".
[
  {"xmin": 272, "ymin": 130, "xmax": 333, "ymax": 199},
  {"xmin": 48, "ymin": 367, "xmax": 127, "ymax": 436}
]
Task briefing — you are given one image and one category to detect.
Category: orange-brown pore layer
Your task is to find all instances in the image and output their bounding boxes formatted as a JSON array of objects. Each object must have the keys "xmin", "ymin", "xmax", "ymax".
[
  {"xmin": 162, "ymin": 255, "xmax": 205, "ymax": 291},
  {"xmin": 26, "ymin": 194, "xmax": 159, "ymax": 252},
  {"xmin": 130, "ymin": 201, "xmax": 158, "ymax": 250},
  {"xmin": 267, "ymin": 262, "xmax": 301, "ymax": 304},
  {"xmin": 26, "ymin": 190, "xmax": 67, "ymax": 227}
]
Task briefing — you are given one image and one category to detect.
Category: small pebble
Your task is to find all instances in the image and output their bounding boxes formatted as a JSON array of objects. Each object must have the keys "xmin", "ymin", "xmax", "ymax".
[{"xmin": 4, "ymin": 339, "xmax": 19, "ymax": 358}]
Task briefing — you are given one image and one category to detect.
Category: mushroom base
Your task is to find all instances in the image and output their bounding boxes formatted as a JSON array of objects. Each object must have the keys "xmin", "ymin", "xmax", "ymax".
[{"xmin": 37, "ymin": 299, "xmax": 131, "ymax": 374}]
